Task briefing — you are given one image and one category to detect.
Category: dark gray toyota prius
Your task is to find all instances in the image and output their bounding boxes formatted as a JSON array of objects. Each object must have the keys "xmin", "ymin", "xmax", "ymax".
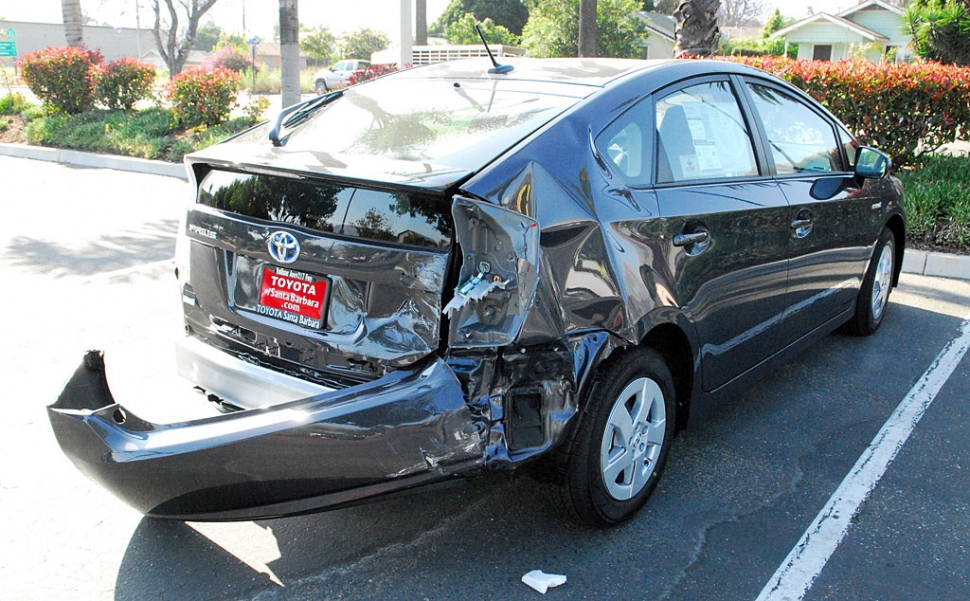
[{"xmin": 49, "ymin": 58, "xmax": 905, "ymax": 526}]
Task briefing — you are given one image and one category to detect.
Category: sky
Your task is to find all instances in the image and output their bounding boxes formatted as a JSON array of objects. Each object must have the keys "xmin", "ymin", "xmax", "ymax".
[{"xmin": 1, "ymin": 0, "xmax": 860, "ymax": 45}]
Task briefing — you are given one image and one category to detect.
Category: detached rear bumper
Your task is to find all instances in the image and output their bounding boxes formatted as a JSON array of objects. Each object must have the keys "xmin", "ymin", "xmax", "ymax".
[{"xmin": 48, "ymin": 351, "xmax": 486, "ymax": 521}]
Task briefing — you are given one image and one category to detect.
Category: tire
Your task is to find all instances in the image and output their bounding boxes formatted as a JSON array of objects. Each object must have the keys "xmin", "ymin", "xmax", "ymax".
[
  {"xmin": 557, "ymin": 347, "xmax": 676, "ymax": 526},
  {"xmin": 844, "ymin": 228, "xmax": 895, "ymax": 336},
  {"xmin": 314, "ymin": 79, "xmax": 328, "ymax": 95}
]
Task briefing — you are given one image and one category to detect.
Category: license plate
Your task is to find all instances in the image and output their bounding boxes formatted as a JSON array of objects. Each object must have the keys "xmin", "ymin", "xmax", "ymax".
[{"xmin": 257, "ymin": 267, "xmax": 329, "ymax": 329}]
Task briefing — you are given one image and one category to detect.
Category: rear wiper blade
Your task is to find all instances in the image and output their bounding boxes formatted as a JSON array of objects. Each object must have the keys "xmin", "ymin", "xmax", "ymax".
[{"xmin": 268, "ymin": 90, "xmax": 344, "ymax": 147}]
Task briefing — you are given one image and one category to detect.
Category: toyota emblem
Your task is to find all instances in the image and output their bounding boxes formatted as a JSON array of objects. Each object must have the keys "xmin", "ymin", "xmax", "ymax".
[{"xmin": 267, "ymin": 231, "xmax": 300, "ymax": 264}]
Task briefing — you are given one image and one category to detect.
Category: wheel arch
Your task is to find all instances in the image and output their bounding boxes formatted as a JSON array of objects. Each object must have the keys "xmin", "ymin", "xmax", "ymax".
[
  {"xmin": 639, "ymin": 322, "xmax": 695, "ymax": 431},
  {"xmin": 884, "ymin": 214, "xmax": 905, "ymax": 287}
]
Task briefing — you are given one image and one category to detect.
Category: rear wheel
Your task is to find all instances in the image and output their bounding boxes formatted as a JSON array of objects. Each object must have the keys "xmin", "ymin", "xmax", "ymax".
[
  {"xmin": 558, "ymin": 348, "xmax": 676, "ymax": 526},
  {"xmin": 845, "ymin": 228, "xmax": 895, "ymax": 336}
]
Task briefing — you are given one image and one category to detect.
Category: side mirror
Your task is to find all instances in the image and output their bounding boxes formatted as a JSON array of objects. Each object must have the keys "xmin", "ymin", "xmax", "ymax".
[{"xmin": 855, "ymin": 146, "xmax": 890, "ymax": 179}]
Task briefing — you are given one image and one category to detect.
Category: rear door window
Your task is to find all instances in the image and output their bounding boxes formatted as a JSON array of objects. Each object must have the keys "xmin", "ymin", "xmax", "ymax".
[{"xmin": 655, "ymin": 81, "xmax": 759, "ymax": 183}]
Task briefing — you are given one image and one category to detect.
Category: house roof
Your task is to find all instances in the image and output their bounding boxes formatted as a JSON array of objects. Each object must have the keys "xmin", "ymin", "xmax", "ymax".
[
  {"xmin": 770, "ymin": 12, "xmax": 890, "ymax": 42},
  {"xmin": 838, "ymin": 0, "xmax": 905, "ymax": 19},
  {"xmin": 635, "ymin": 12, "xmax": 676, "ymax": 42}
]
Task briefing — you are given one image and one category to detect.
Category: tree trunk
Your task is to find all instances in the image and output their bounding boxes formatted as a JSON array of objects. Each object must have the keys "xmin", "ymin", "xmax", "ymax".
[
  {"xmin": 579, "ymin": 0, "xmax": 597, "ymax": 57},
  {"xmin": 674, "ymin": 0, "xmax": 721, "ymax": 57},
  {"xmin": 415, "ymin": 0, "xmax": 428, "ymax": 46},
  {"xmin": 279, "ymin": 0, "xmax": 301, "ymax": 108},
  {"xmin": 151, "ymin": 0, "xmax": 219, "ymax": 76},
  {"xmin": 61, "ymin": 0, "xmax": 84, "ymax": 47}
]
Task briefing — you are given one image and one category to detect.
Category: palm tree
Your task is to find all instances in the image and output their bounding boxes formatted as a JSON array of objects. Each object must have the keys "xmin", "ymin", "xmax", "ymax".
[
  {"xmin": 416, "ymin": 0, "xmax": 428, "ymax": 45},
  {"xmin": 674, "ymin": 0, "xmax": 721, "ymax": 57},
  {"xmin": 579, "ymin": 0, "xmax": 598, "ymax": 57},
  {"xmin": 279, "ymin": 0, "xmax": 300, "ymax": 108},
  {"xmin": 61, "ymin": 0, "xmax": 83, "ymax": 47}
]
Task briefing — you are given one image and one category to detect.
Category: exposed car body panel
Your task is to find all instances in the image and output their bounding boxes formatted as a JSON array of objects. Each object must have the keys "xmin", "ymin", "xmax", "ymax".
[{"xmin": 49, "ymin": 351, "xmax": 485, "ymax": 520}]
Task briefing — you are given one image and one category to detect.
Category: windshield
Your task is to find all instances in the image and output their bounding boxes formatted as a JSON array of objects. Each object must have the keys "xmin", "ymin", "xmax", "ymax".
[{"xmin": 283, "ymin": 78, "xmax": 578, "ymax": 173}]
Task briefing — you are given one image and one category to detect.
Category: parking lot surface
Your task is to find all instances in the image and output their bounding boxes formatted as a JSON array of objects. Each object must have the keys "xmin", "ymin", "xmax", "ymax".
[{"xmin": 1, "ymin": 155, "xmax": 967, "ymax": 601}]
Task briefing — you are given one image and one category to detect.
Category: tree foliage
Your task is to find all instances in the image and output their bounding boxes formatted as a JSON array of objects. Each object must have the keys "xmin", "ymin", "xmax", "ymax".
[
  {"xmin": 717, "ymin": 0, "xmax": 764, "ymax": 28},
  {"xmin": 193, "ymin": 22, "xmax": 223, "ymax": 52},
  {"xmin": 904, "ymin": 0, "xmax": 970, "ymax": 66},
  {"xmin": 521, "ymin": 0, "xmax": 648, "ymax": 58},
  {"xmin": 445, "ymin": 14, "xmax": 520, "ymax": 45},
  {"xmin": 340, "ymin": 28, "xmax": 390, "ymax": 61},
  {"xmin": 431, "ymin": 0, "xmax": 530, "ymax": 36},
  {"xmin": 760, "ymin": 8, "xmax": 794, "ymax": 37},
  {"xmin": 301, "ymin": 26, "xmax": 337, "ymax": 65}
]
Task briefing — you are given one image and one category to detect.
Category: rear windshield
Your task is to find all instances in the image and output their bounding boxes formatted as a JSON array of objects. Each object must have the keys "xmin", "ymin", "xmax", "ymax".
[
  {"xmin": 282, "ymin": 78, "xmax": 577, "ymax": 171},
  {"xmin": 198, "ymin": 170, "xmax": 452, "ymax": 249}
]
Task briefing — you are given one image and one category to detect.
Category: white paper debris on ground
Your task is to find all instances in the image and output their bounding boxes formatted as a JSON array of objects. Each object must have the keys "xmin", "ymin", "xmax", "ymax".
[{"xmin": 521, "ymin": 570, "xmax": 567, "ymax": 594}]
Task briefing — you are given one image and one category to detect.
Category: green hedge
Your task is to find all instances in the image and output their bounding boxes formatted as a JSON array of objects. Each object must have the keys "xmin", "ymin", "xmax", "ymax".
[{"xmin": 719, "ymin": 56, "xmax": 970, "ymax": 168}]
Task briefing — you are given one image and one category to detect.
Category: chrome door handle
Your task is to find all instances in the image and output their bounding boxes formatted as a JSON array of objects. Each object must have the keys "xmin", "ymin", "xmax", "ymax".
[
  {"xmin": 790, "ymin": 218, "xmax": 813, "ymax": 230},
  {"xmin": 673, "ymin": 231, "xmax": 709, "ymax": 247}
]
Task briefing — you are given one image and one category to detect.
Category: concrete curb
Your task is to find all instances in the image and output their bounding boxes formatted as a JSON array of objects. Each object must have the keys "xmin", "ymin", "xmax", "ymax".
[
  {"xmin": 2, "ymin": 142, "xmax": 968, "ymax": 281},
  {"xmin": 0, "ymin": 143, "xmax": 187, "ymax": 180},
  {"xmin": 901, "ymin": 249, "xmax": 970, "ymax": 281}
]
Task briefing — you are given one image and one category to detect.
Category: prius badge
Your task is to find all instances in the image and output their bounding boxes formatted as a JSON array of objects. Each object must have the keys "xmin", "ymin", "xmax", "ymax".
[{"xmin": 268, "ymin": 231, "xmax": 300, "ymax": 264}]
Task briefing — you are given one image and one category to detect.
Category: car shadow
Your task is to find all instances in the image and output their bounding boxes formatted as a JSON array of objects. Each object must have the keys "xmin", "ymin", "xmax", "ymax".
[
  {"xmin": 112, "ymin": 473, "xmax": 592, "ymax": 601},
  {"xmin": 110, "ymin": 298, "xmax": 968, "ymax": 601}
]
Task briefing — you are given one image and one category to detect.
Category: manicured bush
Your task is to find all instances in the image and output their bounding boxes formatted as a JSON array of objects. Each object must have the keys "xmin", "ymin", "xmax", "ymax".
[
  {"xmin": 720, "ymin": 37, "xmax": 794, "ymax": 58},
  {"xmin": 167, "ymin": 67, "xmax": 240, "ymax": 127},
  {"xmin": 18, "ymin": 46, "xmax": 103, "ymax": 115},
  {"xmin": 93, "ymin": 58, "xmax": 157, "ymax": 110},
  {"xmin": 718, "ymin": 56, "xmax": 970, "ymax": 168}
]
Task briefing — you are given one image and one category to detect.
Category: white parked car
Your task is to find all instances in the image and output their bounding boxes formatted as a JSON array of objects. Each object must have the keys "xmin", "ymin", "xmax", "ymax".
[{"xmin": 312, "ymin": 59, "xmax": 371, "ymax": 93}]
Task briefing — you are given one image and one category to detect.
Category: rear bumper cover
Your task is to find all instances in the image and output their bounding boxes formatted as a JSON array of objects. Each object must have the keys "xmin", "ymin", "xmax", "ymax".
[{"xmin": 48, "ymin": 351, "xmax": 486, "ymax": 521}]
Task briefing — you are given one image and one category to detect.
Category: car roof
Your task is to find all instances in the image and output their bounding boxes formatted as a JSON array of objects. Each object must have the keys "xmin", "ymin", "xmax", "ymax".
[
  {"xmin": 189, "ymin": 58, "xmax": 789, "ymax": 191},
  {"xmin": 395, "ymin": 57, "xmax": 674, "ymax": 88}
]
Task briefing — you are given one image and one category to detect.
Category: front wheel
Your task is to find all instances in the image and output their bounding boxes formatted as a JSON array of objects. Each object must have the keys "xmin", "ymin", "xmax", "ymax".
[
  {"xmin": 845, "ymin": 228, "xmax": 895, "ymax": 336},
  {"xmin": 558, "ymin": 348, "xmax": 676, "ymax": 526},
  {"xmin": 314, "ymin": 79, "xmax": 328, "ymax": 95}
]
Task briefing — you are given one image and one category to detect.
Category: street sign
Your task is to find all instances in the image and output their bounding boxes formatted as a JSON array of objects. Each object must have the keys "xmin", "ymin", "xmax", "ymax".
[{"xmin": 0, "ymin": 28, "xmax": 17, "ymax": 57}]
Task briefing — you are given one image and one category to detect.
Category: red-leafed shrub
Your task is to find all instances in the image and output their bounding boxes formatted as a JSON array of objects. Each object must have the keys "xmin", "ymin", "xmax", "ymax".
[
  {"xmin": 717, "ymin": 56, "xmax": 970, "ymax": 168},
  {"xmin": 348, "ymin": 63, "xmax": 404, "ymax": 86},
  {"xmin": 18, "ymin": 46, "xmax": 103, "ymax": 114},
  {"xmin": 92, "ymin": 58, "xmax": 156, "ymax": 110},
  {"xmin": 167, "ymin": 67, "xmax": 240, "ymax": 127}
]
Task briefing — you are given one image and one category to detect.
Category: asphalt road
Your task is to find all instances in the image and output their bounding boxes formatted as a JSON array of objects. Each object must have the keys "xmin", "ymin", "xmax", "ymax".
[{"xmin": 1, "ymin": 155, "xmax": 968, "ymax": 601}]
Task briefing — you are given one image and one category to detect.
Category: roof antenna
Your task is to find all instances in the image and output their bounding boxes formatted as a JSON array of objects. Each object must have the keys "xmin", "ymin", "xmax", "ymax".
[{"xmin": 475, "ymin": 24, "xmax": 514, "ymax": 74}]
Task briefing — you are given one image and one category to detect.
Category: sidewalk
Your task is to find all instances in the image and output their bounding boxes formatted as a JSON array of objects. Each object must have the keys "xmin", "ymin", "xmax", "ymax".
[{"xmin": 1, "ymin": 141, "xmax": 968, "ymax": 282}]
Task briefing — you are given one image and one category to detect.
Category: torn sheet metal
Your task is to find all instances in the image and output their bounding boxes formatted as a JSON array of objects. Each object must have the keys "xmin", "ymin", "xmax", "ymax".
[
  {"xmin": 48, "ymin": 351, "xmax": 486, "ymax": 521},
  {"xmin": 447, "ymin": 196, "xmax": 540, "ymax": 348}
]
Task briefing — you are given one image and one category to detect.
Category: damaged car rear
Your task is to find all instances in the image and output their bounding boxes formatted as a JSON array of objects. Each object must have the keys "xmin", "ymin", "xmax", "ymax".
[{"xmin": 49, "ymin": 57, "xmax": 904, "ymax": 526}]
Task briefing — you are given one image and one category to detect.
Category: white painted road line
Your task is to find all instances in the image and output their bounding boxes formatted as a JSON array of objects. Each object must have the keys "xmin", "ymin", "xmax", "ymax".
[
  {"xmin": 80, "ymin": 259, "xmax": 175, "ymax": 284},
  {"xmin": 756, "ymin": 310, "xmax": 970, "ymax": 601}
]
